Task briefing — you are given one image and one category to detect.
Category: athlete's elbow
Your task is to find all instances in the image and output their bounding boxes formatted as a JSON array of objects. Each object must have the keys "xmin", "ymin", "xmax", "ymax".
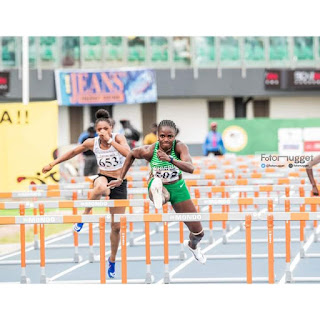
[
  {"xmin": 188, "ymin": 166, "xmax": 195, "ymax": 174},
  {"xmin": 123, "ymin": 149, "xmax": 131, "ymax": 157}
]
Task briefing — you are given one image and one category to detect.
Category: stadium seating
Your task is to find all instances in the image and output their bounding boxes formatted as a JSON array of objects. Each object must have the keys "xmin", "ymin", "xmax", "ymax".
[
  {"xmin": 128, "ymin": 37, "xmax": 146, "ymax": 62},
  {"xmin": 1, "ymin": 37, "xmax": 16, "ymax": 67},
  {"xmin": 61, "ymin": 37, "xmax": 80, "ymax": 66},
  {"xmin": 294, "ymin": 37, "xmax": 314, "ymax": 60},
  {"xmin": 269, "ymin": 37, "xmax": 289, "ymax": 61},
  {"xmin": 105, "ymin": 37, "xmax": 123, "ymax": 61},
  {"xmin": 150, "ymin": 37, "xmax": 168, "ymax": 62},
  {"xmin": 244, "ymin": 37, "xmax": 264, "ymax": 61},
  {"xmin": 2, "ymin": 36, "xmax": 320, "ymax": 69},
  {"xmin": 220, "ymin": 37, "xmax": 240, "ymax": 61},
  {"xmin": 40, "ymin": 37, "xmax": 56, "ymax": 62},
  {"xmin": 195, "ymin": 37, "xmax": 215, "ymax": 65},
  {"xmin": 83, "ymin": 37, "xmax": 102, "ymax": 61}
]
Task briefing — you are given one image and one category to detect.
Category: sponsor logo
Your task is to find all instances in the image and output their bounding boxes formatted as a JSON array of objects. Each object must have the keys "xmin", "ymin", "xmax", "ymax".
[
  {"xmin": 169, "ymin": 214, "xmax": 202, "ymax": 221},
  {"xmin": 21, "ymin": 216, "xmax": 57, "ymax": 224},
  {"xmin": 80, "ymin": 201, "xmax": 109, "ymax": 207}
]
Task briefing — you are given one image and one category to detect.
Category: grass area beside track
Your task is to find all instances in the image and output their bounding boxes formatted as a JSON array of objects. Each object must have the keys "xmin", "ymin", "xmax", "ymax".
[{"xmin": 0, "ymin": 207, "xmax": 111, "ymax": 244}]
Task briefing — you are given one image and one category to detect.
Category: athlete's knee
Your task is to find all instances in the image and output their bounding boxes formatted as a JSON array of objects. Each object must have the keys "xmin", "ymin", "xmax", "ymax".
[
  {"xmin": 189, "ymin": 229, "xmax": 204, "ymax": 247},
  {"xmin": 94, "ymin": 184, "xmax": 108, "ymax": 195}
]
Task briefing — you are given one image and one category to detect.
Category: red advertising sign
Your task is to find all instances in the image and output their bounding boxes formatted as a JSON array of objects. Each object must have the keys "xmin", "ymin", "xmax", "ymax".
[
  {"xmin": 0, "ymin": 72, "xmax": 9, "ymax": 93},
  {"xmin": 304, "ymin": 141, "xmax": 320, "ymax": 152},
  {"xmin": 264, "ymin": 70, "xmax": 281, "ymax": 89},
  {"xmin": 289, "ymin": 70, "xmax": 320, "ymax": 89}
]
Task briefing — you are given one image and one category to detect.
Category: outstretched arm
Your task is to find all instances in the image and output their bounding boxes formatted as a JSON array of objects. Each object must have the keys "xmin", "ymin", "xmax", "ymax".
[
  {"xmin": 42, "ymin": 139, "xmax": 92, "ymax": 174},
  {"xmin": 107, "ymin": 145, "xmax": 153, "ymax": 188},
  {"xmin": 306, "ymin": 155, "xmax": 320, "ymax": 195}
]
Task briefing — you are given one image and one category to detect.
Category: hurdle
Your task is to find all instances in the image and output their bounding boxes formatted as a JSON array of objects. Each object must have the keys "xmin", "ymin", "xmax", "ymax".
[{"xmin": 2, "ymin": 209, "xmax": 320, "ymax": 284}]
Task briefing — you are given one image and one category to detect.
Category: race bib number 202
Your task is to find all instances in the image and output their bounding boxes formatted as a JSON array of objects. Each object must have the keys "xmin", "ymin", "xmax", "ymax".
[{"xmin": 153, "ymin": 167, "xmax": 179, "ymax": 182}]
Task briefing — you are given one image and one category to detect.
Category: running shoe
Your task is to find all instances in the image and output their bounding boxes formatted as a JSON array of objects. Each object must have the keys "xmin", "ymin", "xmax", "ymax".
[
  {"xmin": 184, "ymin": 240, "xmax": 207, "ymax": 264},
  {"xmin": 108, "ymin": 257, "xmax": 116, "ymax": 278},
  {"xmin": 150, "ymin": 177, "xmax": 163, "ymax": 209},
  {"xmin": 73, "ymin": 223, "xmax": 84, "ymax": 233}
]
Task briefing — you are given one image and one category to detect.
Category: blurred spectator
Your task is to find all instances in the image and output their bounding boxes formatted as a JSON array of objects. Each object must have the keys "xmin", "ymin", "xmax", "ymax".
[
  {"xmin": 78, "ymin": 122, "xmax": 97, "ymax": 143},
  {"xmin": 143, "ymin": 123, "xmax": 158, "ymax": 145},
  {"xmin": 120, "ymin": 119, "xmax": 141, "ymax": 149},
  {"xmin": 203, "ymin": 122, "xmax": 225, "ymax": 156},
  {"xmin": 79, "ymin": 126, "xmax": 98, "ymax": 176}
]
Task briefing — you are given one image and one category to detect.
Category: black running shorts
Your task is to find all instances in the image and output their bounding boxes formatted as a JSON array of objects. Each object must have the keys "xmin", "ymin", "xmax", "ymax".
[{"xmin": 94, "ymin": 173, "xmax": 127, "ymax": 199}]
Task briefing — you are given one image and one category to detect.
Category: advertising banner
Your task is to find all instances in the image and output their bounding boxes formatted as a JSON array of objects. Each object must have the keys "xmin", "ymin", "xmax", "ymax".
[
  {"xmin": 264, "ymin": 69, "xmax": 281, "ymax": 90},
  {"xmin": 0, "ymin": 101, "xmax": 59, "ymax": 192},
  {"xmin": 55, "ymin": 68, "xmax": 158, "ymax": 106},
  {"xmin": 209, "ymin": 118, "xmax": 320, "ymax": 155},
  {"xmin": 0, "ymin": 72, "xmax": 9, "ymax": 93},
  {"xmin": 288, "ymin": 70, "xmax": 320, "ymax": 89}
]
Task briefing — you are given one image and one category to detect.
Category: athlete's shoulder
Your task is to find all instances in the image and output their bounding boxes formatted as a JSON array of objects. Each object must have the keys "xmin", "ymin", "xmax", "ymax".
[
  {"xmin": 175, "ymin": 139, "xmax": 187, "ymax": 149},
  {"xmin": 114, "ymin": 132, "xmax": 126, "ymax": 141},
  {"xmin": 82, "ymin": 137, "xmax": 95, "ymax": 145}
]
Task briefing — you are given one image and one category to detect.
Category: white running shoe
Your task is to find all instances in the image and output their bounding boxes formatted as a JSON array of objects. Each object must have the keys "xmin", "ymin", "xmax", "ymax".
[
  {"xmin": 184, "ymin": 240, "xmax": 207, "ymax": 264},
  {"xmin": 150, "ymin": 177, "xmax": 163, "ymax": 209}
]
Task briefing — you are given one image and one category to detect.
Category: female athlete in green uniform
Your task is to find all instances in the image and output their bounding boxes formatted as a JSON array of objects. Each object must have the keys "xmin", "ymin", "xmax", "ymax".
[{"xmin": 108, "ymin": 120, "xmax": 206, "ymax": 263}]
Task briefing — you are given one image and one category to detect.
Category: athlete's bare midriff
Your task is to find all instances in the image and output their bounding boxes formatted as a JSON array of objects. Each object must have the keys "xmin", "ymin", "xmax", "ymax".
[{"xmin": 99, "ymin": 168, "xmax": 123, "ymax": 179}]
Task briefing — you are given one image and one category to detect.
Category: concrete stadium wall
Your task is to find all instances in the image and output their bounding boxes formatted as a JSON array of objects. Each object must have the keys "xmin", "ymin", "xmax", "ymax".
[{"xmin": 270, "ymin": 97, "xmax": 320, "ymax": 118}]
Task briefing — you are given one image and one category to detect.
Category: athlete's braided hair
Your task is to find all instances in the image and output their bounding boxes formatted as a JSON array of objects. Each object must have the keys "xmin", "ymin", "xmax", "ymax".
[
  {"xmin": 95, "ymin": 109, "xmax": 113, "ymax": 127},
  {"xmin": 158, "ymin": 120, "xmax": 177, "ymax": 135}
]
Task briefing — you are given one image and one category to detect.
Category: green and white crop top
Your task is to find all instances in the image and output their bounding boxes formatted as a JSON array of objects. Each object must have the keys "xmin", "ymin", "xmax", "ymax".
[{"xmin": 150, "ymin": 141, "xmax": 181, "ymax": 183}]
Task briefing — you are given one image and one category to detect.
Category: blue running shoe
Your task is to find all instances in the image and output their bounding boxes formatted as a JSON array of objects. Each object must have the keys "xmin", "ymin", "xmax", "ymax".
[
  {"xmin": 108, "ymin": 257, "xmax": 116, "ymax": 278},
  {"xmin": 73, "ymin": 223, "xmax": 83, "ymax": 233}
]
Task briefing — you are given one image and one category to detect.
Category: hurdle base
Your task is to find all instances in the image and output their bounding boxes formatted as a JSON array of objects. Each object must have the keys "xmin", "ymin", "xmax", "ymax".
[
  {"xmin": 285, "ymin": 271, "xmax": 293, "ymax": 283},
  {"xmin": 222, "ymin": 234, "xmax": 228, "ymax": 244},
  {"xmin": 40, "ymin": 275, "xmax": 48, "ymax": 284},
  {"xmin": 179, "ymin": 250, "xmax": 187, "ymax": 260},
  {"xmin": 314, "ymin": 232, "xmax": 318, "ymax": 243},
  {"xmin": 145, "ymin": 273, "xmax": 154, "ymax": 284},
  {"xmin": 164, "ymin": 273, "xmax": 170, "ymax": 284},
  {"xmin": 73, "ymin": 253, "xmax": 81, "ymax": 263},
  {"xmin": 20, "ymin": 276, "xmax": 31, "ymax": 284},
  {"xmin": 300, "ymin": 246, "xmax": 305, "ymax": 258},
  {"xmin": 34, "ymin": 240, "xmax": 40, "ymax": 250},
  {"xmin": 89, "ymin": 247, "xmax": 95, "ymax": 263}
]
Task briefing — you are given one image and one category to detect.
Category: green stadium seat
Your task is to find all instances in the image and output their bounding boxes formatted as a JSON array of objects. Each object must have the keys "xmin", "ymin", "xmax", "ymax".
[
  {"xmin": 151, "ymin": 37, "xmax": 168, "ymax": 62},
  {"xmin": 220, "ymin": 37, "xmax": 240, "ymax": 61},
  {"xmin": 29, "ymin": 37, "xmax": 36, "ymax": 65},
  {"xmin": 106, "ymin": 37, "xmax": 122, "ymax": 46},
  {"xmin": 83, "ymin": 37, "xmax": 101, "ymax": 46},
  {"xmin": 41, "ymin": 46, "xmax": 54, "ymax": 61},
  {"xmin": 294, "ymin": 37, "xmax": 314, "ymax": 60},
  {"xmin": 245, "ymin": 37, "xmax": 264, "ymax": 61},
  {"xmin": 195, "ymin": 37, "xmax": 215, "ymax": 64},
  {"xmin": 1, "ymin": 37, "xmax": 16, "ymax": 66},
  {"xmin": 269, "ymin": 37, "xmax": 288, "ymax": 60},
  {"xmin": 40, "ymin": 37, "xmax": 56, "ymax": 45}
]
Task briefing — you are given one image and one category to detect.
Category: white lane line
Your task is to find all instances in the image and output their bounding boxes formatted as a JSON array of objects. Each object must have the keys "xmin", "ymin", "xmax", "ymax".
[
  {"xmin": 278, "ymin": 226, "xmax": 320, "ymax": 284},
  {"xmin": 49, "ymin": 260, "xmax": 90, "ymax": 281},
  {"xmin": 156, "ymin": 225, "xmax": 241, "ymax": 284},
  {"xmin": 0, "ymin": 229, "xmax": 75, "ymax": 261},
  {"xmin": 49, "ymin": 221, "xmax": 178, "ymax": 281}
]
